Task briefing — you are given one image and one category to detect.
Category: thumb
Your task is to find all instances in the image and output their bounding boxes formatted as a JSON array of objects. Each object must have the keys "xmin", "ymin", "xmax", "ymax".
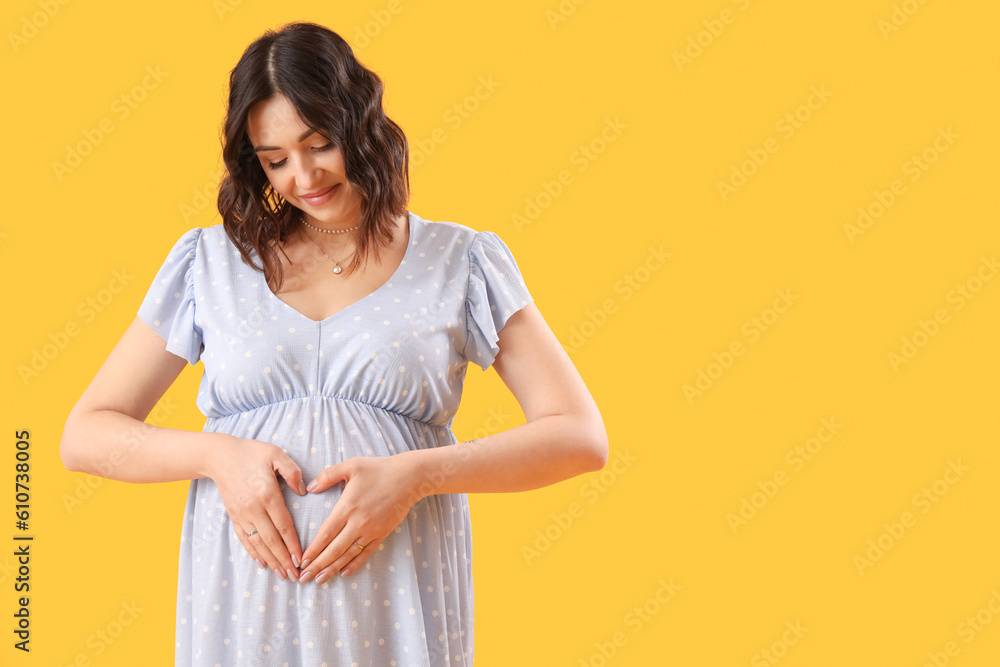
[
  {"xmin": 273, "ymin": 453, "xmax": 307, "ymax": 496},
  {"xmin": 307, "ymin": 461, "xmax": 350, "ymax": 493}
]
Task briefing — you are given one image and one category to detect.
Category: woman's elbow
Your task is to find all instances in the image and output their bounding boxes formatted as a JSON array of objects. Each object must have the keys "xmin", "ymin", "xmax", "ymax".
[
  {"xmin": 577, "ymin": 415, "xmax": 609, "ymax": 472},
  {"xmin": 59, "ymin": 413, "xmax": 90, "ymax": 474},
  {"xmin": 59, "ymin": 431, "xmax": 81, "ymax": 473}
]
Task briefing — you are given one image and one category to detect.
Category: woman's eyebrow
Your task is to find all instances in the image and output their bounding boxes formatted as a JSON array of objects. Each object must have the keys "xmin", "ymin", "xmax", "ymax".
[{"xmin": 253, "ymin": 129, "xmax": 316, "ymax": 153}]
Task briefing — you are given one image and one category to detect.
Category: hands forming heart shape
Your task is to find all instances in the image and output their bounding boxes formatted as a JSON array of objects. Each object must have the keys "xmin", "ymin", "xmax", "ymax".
[{"xmin": 208, "ymin": 434, "xmax": 424, "ymax": 584}]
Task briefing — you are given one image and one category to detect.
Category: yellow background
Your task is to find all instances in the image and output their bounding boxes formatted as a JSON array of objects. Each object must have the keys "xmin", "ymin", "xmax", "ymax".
[{"xmin": 2, "ymin": 0, "xmax": 999, "ymax": 665}]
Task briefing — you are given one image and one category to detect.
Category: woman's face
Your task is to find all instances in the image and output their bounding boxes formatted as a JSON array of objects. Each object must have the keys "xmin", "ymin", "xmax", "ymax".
[{"xmin": 245, "ymin": 93, "xmax": 361, "ymax": 228}]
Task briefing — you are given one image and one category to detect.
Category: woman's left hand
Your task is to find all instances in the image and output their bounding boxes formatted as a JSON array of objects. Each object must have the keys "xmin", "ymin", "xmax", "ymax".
[{"xmin": 298, "ymin": 453, "xmax": 422, "ymax": 583}]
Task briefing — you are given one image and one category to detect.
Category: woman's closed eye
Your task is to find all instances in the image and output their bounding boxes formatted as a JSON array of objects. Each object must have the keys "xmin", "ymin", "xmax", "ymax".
[{"xmin": 267, "ymin": 143, "xmax": 335, "ymax": 170}]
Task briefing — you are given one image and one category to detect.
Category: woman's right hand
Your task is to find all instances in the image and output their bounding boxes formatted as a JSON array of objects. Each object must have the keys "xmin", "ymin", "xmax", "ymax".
[{"xmin": 206, "ymin": 434, "xmax": 307, "ymax": 581}]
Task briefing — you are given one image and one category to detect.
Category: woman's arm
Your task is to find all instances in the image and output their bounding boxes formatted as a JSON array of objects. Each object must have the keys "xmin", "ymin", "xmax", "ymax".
[
  {"xmin": 399, "ymin": 302, "xmax": 609, "ymax": 497},
  {"xmin": 61, "ymin": 316, "xmax": 309, "ymax": 581},
  {"xmin": 60, "ymin": 316, "xmax": 224, "ymax": 481}
]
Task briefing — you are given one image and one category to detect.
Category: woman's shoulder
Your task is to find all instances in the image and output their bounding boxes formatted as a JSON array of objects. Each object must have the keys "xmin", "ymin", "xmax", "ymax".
[
  {"xmin": 412, "ymin": 211, "xmax": 501, "ymax": 248},
  {"xmin": 159, "ymin": 223, "xmax": 224, "ymax": 248},
  {"xmin": 176, "ymin": 223, "xmax": 237, "ymax": 256}
]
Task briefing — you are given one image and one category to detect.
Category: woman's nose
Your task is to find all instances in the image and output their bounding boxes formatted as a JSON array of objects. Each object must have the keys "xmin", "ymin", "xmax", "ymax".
[{"xmin": 294, "ymin": 159, "xmax": 324, "ymax": 191}]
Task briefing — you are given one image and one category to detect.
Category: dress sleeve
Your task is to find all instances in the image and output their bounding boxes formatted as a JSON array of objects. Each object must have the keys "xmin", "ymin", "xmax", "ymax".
[
  {"xmin": 463, "ymin": 230, "xmax": 534, "ymax": 371},
  {"xmin": 136, "ymin": 227, "xmax": 205, "ymax": 366}
]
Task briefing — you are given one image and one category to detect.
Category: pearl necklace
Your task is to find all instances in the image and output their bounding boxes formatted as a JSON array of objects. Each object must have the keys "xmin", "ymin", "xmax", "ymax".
[
  {"xmin": 300, "ymin": 219, "xmax": 358, "ymax": 275},
  {"xmin": 300, "ymin": 219, "xmax": 360, "ymax": 235}
]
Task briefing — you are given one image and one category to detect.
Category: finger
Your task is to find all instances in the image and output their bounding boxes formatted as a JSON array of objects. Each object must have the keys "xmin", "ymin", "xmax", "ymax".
[
  {"xmin": 306, "ymin": 460, "xmax": 351, "ymax": 494},
  {"xmin": 235, "ymin": 522, "xmax": 283, "ymax": 577},
  {"xmin": 245, "ymin": 473, "xmax": 302, "ymax": 578},
  {"xmin": 334, "ymin": 536, "xmax": 383, "ymax": 579},
  {"xmin": 273, "ymin": 453, "xmax": 308, "ymax": 496},
  {"xmin": 298, "ymin": 504, "xmax": 350, "ymax": 567},
  {"xmin": 246, "ymin": 514, "xmax": 297, "ymax": 581},
  {"xmin": 233, "ymin": 525, "xmax": 268, "ymax": 569},
  {"xmin": 223, "ymin": 486, "xmax": 276, "ymax": 568},
  {"xmin": 303, "ymin": 529, "xmax": 367, "ymax": 584},
  {"xmin": 298, "ymin": 514, "xmax": 350, "ymax": 581},
  {"xmin": 316, "ymin": 536, "xmax": 372, "ymax": 583},
  {"xmin": 263, "ymin": 494, "xmax": 304, "ymax": 570}
]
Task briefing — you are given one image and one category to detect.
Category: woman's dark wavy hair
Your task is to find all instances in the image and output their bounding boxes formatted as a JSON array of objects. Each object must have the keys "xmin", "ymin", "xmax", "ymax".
[{"xmin": 217, "ymin": 21, "xmax": 410, "ymax": 290}]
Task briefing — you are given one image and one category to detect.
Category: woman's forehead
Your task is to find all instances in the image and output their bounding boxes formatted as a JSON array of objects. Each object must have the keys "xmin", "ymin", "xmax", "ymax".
[{"xmin": 247, "ymin": 95, "xmax": 310, "ymax": 144}]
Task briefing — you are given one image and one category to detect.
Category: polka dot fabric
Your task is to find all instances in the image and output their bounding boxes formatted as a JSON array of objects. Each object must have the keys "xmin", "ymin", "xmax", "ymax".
[{"xmin": 136, "ymin": 211, "xmax": 533, "ymax": 666}]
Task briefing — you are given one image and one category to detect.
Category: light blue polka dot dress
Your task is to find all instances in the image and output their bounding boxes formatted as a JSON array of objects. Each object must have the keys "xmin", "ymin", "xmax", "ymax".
[{"xmin": 136, "ymin": 210, "xmax": 533, "ymax": 666}]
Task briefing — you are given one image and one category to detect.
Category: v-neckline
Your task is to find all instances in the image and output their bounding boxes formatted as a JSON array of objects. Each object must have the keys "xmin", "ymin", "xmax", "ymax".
[{"xmin": 261, "ymin": 211, "xmax": 417, "ymax": 325}]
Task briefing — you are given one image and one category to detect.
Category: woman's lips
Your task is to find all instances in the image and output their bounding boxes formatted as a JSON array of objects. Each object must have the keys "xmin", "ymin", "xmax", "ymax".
[{"xmin": 301, "ymin": 184, "xmax": 339, "ymax": 206}]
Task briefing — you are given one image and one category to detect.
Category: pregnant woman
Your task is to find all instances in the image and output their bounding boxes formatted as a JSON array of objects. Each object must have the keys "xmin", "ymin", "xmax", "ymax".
[{"xmin": 60, "ymin": 20, "xmax": 608, "ymax": 666}]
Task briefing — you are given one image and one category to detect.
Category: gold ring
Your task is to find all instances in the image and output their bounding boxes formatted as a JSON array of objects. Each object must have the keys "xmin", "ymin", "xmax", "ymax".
[{"xmin": 352, "ymin": 541, "xmax": 365, "ymax": 551}]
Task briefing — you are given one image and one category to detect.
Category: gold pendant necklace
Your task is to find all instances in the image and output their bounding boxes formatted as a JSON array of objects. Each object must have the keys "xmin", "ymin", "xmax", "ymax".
[{"xmin": 307, "ymin": 236, "xmax": 353, "ymax": 274}]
